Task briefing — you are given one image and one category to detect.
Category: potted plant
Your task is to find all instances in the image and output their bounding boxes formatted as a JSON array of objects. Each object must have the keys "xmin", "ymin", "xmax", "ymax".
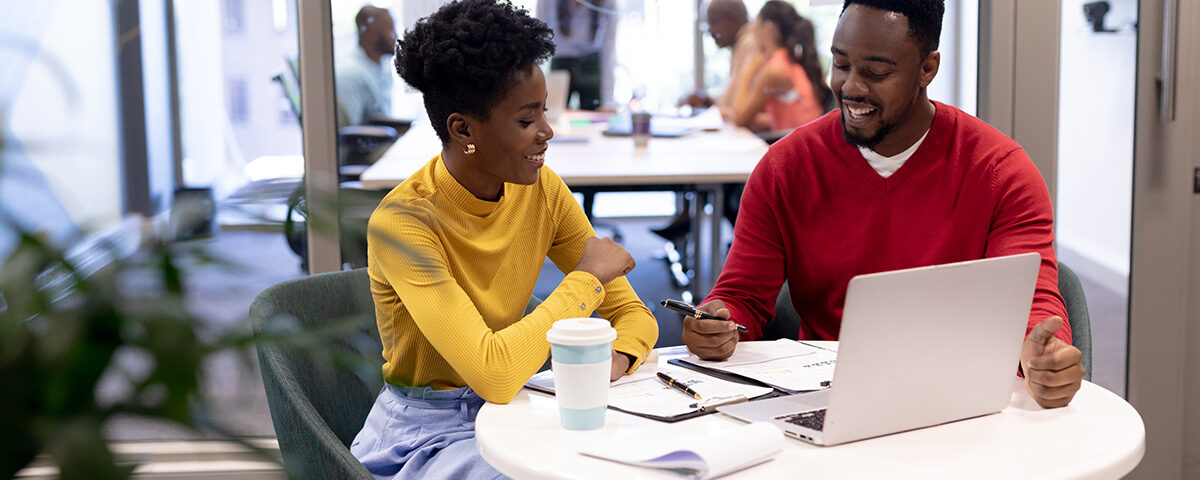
[{"xmin": 0, "ymin": 113, "xmax": 372, "ymax": 479}]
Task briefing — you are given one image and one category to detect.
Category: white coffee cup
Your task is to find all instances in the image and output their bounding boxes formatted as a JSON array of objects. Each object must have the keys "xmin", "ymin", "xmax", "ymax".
[{"xmin": 546, "ymin": 318, "xmax": 617, "ymax": 430}]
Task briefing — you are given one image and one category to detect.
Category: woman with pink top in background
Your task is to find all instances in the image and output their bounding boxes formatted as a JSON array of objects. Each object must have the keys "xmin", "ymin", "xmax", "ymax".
[{"xmin": 732, "ymin": 0, "xmax": 834, "ymax": 133}]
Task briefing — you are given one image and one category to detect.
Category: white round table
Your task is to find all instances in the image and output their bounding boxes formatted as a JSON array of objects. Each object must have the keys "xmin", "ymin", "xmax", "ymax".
[{"xmin": 476, "ymin": 344, "xmax": 1144, "ymax": 479}]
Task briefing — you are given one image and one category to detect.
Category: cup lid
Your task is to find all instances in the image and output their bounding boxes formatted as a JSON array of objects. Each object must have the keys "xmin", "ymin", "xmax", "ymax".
[{"xmin": 546, "ymin": 318, "xmax": 617, "ymax": 346}]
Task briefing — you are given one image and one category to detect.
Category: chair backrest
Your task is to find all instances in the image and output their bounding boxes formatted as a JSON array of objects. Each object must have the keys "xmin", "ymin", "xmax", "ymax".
[
  {"xmin": 277, "ymin": 57, "xmax": 353, "ymax": 128},
  {"xmin": 250, "ymin": 268, "xmax": 379, "ymax": 479},
  {"xmin": 768, "ymin": 282, "xmax": 802, "ymax": 341},
  {"xmin": 1057, "ymin": 262, "xmax": 1092, "ymax": 380},
  {"xmin": 272, "ymin": 72, "xmax": 302, "ymax": 121}
]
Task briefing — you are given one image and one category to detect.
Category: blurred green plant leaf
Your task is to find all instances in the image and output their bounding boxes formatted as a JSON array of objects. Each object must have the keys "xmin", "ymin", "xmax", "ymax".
[{"xmin": 0, "ymin": 180, "xmax": 374, "ymax": 480}]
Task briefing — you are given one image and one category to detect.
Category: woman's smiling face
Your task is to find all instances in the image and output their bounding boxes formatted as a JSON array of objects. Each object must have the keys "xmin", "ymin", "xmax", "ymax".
[{"xmin": 458, "ymin": 64, "xmax": 556, "ymax": 197}]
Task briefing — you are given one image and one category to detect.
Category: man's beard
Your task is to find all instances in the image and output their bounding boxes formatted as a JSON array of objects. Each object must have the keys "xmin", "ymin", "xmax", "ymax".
[{"xmin": 841, "ymin": 114, "xmax": 895, "ymax": 150}]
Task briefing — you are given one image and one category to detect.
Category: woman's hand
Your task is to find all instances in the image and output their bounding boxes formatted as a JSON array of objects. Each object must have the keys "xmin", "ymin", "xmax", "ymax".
[
  {"xmin": 575, "ymin": 236, "xmax": 635, "ymax": 285},
  {"xmin": 610, "ymin": 351, "xmax": 634, "ymax": 381}
]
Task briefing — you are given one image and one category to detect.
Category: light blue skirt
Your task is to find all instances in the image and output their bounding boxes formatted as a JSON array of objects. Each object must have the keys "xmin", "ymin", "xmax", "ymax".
[{"xmin": 351, "ymin": 384, "xmax": 508, "ymax": 480}]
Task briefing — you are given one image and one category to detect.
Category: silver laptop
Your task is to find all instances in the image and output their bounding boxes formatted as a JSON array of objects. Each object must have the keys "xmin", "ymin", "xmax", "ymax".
[{"xmin": 719, "ymin": 252, "xmax": 1041, "ymax": 446}]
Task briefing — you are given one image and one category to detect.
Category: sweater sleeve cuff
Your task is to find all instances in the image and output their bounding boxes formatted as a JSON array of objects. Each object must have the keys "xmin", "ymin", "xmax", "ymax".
[
  {"xmin": 612, "ymin": 340, "xmax": 648, "ymax": 374},
  {"xmin": 558, "ymin": 270, "xmax": 607, "ymax": 317}
]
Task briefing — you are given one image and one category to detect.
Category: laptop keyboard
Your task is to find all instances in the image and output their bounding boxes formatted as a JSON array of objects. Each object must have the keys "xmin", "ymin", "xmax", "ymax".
[{"xmin": 777, "ymin": 409, "xmax": 826, "ymax": 431}]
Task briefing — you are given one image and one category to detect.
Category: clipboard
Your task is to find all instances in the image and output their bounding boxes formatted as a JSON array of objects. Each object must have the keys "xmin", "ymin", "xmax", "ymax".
[
  {"xmin": 524, "ymin": 382, "xmax": 717, "ymax": 423},
  {"xmin": 524, "ymin": 363, "xmax": 775, "ymax": 423}
]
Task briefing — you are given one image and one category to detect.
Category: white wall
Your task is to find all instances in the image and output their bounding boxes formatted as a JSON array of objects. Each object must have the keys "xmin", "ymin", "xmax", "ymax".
[
  {"xmin": 4, "ymin": 1, "xmax": 122, "ymax": 231},
  {"xmin": 1055, "ymin": 0, "xmax": 1136, "ymax": 287}
]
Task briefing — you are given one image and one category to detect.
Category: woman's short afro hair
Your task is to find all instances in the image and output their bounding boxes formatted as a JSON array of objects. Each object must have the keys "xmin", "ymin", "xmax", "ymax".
[{"xmin": 395, "ymin": 0, "xmax": 555, "ymax": 142}]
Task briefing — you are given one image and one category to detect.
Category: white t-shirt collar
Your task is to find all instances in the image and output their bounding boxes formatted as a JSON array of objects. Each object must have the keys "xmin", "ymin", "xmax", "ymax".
[{"xmin": 857, "ymin": 128, "xmax": 930, "ymax": 179}]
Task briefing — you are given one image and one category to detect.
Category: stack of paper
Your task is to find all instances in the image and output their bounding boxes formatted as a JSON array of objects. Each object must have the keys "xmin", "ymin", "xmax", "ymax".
[
  {"xmin": 579, "ymin": 422, "xmax": 784, "ymax": 479},
  {"xmin": 672, "ymin": 339, "xmax": 838, "ymax": 393}
]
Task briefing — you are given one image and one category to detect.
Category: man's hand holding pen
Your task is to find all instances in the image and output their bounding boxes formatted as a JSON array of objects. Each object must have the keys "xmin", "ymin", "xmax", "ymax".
[
  {"xmin": 661, "ymin": 299, "xmax": 748, "ymax": 331},
  {"xmin": 680, "ymin": 299, "xmax": 740, "ymax": 361}
]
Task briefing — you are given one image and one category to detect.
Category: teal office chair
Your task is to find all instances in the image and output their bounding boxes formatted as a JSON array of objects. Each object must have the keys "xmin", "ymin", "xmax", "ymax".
[
  {"xmin": 1057, "ymin": 262, "xmax": 1092, "ymax": 380},
  {"xmin": 251, "ymin": 269, "xmax": 545, "ymax": 478},
  {"xmin": 768, "ymin": 261, "xmax": 1093, "ymax": 380},
  {"xmin": 250, "ymin": 268, "xmax": 379, "ymax": 479}
]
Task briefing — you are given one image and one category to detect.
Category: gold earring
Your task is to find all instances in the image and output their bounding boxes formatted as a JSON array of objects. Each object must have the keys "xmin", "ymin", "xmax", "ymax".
[{"xmin": 463, "ymin": 143, "xmax": 476, "ymax": 155}]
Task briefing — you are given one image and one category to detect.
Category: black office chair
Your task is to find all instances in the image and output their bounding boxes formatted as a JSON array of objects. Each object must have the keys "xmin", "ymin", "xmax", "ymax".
[
  {"xmin": 283, "ymin": 181, "xmax": 386, "ymax": 271},
  {"xmin": 274, "ymin": 58, "xmax": 410, "ymax": 269},
  {"xmin": 272, "ymin": 65, "xmax": 409, "ymax": 182},
  {"xmin": 766, "ymin": 282, "xmax": 802, "ymax": 341}
]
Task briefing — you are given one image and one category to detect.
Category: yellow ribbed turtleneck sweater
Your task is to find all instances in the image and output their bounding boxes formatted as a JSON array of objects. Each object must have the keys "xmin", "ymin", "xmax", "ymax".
[{"xmin": 366, "ymin": 154, "xmax": 658, "ymax": 404}]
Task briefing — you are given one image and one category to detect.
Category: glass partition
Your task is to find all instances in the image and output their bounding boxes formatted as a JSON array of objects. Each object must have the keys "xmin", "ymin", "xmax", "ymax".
[{"xmin": 1055, "ymin": 0, "xmax": 1136, "ymax": 397}]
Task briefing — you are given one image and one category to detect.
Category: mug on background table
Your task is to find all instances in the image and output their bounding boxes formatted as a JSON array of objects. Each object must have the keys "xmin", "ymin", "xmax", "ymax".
[{"xmin": 630, "ymin": 112, "xmax": 652, "ymax": 147}]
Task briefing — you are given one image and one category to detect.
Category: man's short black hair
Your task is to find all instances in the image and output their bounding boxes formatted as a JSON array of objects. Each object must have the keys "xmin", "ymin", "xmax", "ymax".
[
  {"xmin": 396, "ymin": 0, "xmax": 555, "ymax": 142},
  {"xmin": 842, "ymin": 0, "xmax": 944, "ymax": 56}
]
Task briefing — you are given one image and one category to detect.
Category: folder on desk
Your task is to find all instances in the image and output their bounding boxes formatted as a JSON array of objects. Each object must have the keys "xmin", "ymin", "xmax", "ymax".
[
  {"xmin": 524, "ymin": 363, "xmax": 774, "ymax": 423},
  {"xmin": 668, "ymin": 339, "xmax": 838, "ymax": 394}
]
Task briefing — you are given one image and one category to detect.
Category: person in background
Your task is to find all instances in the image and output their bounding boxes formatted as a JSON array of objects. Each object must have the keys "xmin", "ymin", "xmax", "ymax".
[
  {"xmin": 352, "ymin": 1, "xmax": 657, "ymax": 478},
  {"xmin": 732, "ymin": 0, "xmax": 834, "ymax": 132},
  {"xmin": 538, "ymin": 0, "xmax": 609, "ymax": 110},
  {"xmin": 335, "ymin": 5, "xmax": 396, "ymax": 126},
  {"xmin": 655, "ymin": 0, "xmax": 766, "ymax": 242},
  {"xmin": 682, "ymin": 0, "xmax": 1085, "ymax": 409},
  {"xmin": 682, "ymin": 0, "xmax": 767, "ymax": 127}
]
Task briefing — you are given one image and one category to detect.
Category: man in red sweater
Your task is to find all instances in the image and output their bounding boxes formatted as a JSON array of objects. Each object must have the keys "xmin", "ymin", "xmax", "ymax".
[{"xmin": 682, "ymin": 0, "xmax": 1085, "ymax": 408}]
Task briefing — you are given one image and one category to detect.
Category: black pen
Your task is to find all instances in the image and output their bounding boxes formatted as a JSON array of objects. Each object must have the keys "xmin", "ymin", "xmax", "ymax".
[
  {"xmin": 657, "ymin": 371, "xmax": 701, "ymax": 399},
  {"xmin": 660, "ymin": 299, "xmax": 749, "ymax": 332}
]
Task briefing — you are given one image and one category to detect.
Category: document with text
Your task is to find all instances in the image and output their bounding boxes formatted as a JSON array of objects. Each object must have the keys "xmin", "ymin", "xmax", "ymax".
[{"xmin": 671, "ymin": 339, "xmax": 838, "ymax": 393}]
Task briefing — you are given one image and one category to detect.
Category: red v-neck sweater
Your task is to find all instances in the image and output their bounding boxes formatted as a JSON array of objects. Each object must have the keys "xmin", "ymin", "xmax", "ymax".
[{"xmin": 708, "ymin": 101, "xmax": 1070, "ymax": 344}]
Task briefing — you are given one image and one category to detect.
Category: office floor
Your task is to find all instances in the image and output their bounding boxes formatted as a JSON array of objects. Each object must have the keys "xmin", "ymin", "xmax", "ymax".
[
  {"xmin": 104, "ymin": 230, "xmax": 304, "ymax": 441},
  {"xmin": 104, "ymin": 212, "xmax": 1129, "ymax": 441}
]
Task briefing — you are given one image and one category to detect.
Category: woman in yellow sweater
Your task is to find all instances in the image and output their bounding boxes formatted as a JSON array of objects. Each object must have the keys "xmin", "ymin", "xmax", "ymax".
[{"xmin": 350, "ymin": 1, "xmax": 658, "ymax": 478}]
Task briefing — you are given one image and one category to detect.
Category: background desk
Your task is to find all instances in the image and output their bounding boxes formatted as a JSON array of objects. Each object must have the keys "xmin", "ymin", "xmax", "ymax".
[
  {"xmin": 359, "ymin": 119, "xmax": 768, "ymax": 296},
  {"xmin": 476, "ymin": 342, "xmax": 1145, "ymax": 479}
]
